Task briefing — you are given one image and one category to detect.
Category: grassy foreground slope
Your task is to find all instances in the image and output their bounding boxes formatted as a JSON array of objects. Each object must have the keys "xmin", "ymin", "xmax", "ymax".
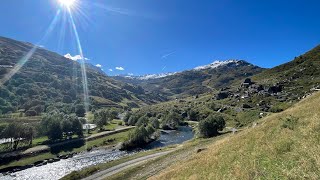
[{"xmin": 152, "ymin": 92, "xmax": 320, "ymax": 179}]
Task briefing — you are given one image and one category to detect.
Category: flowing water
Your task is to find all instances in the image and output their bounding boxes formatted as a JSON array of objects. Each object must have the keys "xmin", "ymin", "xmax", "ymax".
[{"xmin": 1, "ymin": 126, "xmax": 194, "ymax": 180}]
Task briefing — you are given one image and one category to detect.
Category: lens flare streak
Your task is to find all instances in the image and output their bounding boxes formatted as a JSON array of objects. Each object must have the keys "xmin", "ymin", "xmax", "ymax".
[
  {"xmin": 0, "ymin": 10, "xmax": 62, "ymax": 87},
  {"xmin": 67, "ymin": 7, "xmax": 90, "ymax": 113}
]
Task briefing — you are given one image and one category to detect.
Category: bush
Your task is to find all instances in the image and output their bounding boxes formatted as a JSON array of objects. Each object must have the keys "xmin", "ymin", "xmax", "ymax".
[
  {"xmin": 198, "ymin": 115, "xmax": 225, "ymax": 138},
  {"xmin": 150, "ymin": 117, "xmax": 160, "ymax": 129},
  {"xmin": 25, "ymin": 110, "xmax": 37, "ymax": 116},
  {"xmin": 93, "ymin": 109, "xmax": 110, "ymax": 130},
  {"xmin": 121, "ymin": 125, "xmax": 158, "ymax": 150},
  {"xmin": 136, "ymin": 116, "xmax": 149, "ymax": 126},
  {"xmin": 75, "ymin": 104, "xmax": 86, "ymax": 117},
  {"xmin": 281, "ymin": 116, "xmax": 298, "ymax": 130},
  {"xmin": 123, "ymin": 112, "xmax": 132, "ymax": 124},
  {"xmin": 161, "ymin": 111, "xmax": 181, "ymax": 130},
  {"xmin": 127, "ymin": 114, "xmax": 139, "ymax": 126}
]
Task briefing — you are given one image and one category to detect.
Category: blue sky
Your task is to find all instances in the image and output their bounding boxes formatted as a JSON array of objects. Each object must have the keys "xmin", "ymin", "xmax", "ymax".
[{"xmin": 0, "ymin": 0, "xmax": 320, "ymax": 75}]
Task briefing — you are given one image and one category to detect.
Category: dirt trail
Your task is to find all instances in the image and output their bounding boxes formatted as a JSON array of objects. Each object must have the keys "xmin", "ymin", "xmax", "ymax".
[
  {"xmin": 83, "ymin": 150, "xmax": 174, "ymax": 180},
  {"xmin": 0, "ymin": 126, "xmax": 135, "ymax": 158}
]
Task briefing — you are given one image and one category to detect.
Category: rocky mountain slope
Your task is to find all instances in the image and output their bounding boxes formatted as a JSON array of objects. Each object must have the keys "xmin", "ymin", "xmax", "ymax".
[
  {"xmin": 124, "ymin": 44, "xmax": 320, "ymax": 130},
  {"xmin": 0, "ymin": 36, "xmax": 165, "ymax": 114},
  {"xmin": 253, "ymin": 44, "xmax": 320, "ymax": 96},
  {"xmin": 113, "ymin": 60, "xmax": 264, "ymax": 98}
]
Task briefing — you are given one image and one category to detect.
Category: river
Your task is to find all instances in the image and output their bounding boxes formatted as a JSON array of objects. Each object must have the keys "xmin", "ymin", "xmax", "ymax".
[{"xmin": 1, "ymin": 126, "xmax": 194, "ymax": 180}]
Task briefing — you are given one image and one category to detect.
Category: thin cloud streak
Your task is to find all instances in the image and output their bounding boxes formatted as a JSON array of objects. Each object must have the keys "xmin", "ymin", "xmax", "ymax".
[{"xmin": 161, "ymin": 51, "xmax": 175, "ymax": 59}]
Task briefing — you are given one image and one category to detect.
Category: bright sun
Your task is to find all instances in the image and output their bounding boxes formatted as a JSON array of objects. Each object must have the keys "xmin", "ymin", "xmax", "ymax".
[{"xmin": 58, "ymin": 0, "xmax": 76, "ymax": 7}]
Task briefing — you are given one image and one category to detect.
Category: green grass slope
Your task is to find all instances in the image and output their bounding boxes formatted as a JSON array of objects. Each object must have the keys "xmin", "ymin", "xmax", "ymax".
[
  {"xmin": 152, "ymin": 92, "xmax": 320, "ymax": 179},
  {"xmin": 0, "ymin": 36, "xmax": 164, "ymax": 114},
  {"xmin": 253, "ymin": 45, "xmax": 320, "ymax": 96}
]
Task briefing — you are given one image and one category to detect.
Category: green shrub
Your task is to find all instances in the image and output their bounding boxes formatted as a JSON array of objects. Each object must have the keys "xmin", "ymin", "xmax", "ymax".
[
  {"xmin": 161, "ymin": 111, "xmax": 181, "ymax": 130},
  {"xmin": 198, "ymin": 115, "xmax": 225, "ymax": 138},
  {"xmin": 281, "ymin": 116, "xmax": 298, "ymax": 130},
  {"xmin": 121, "ymin": 125, "xmax": 158, "ymax": 150}
]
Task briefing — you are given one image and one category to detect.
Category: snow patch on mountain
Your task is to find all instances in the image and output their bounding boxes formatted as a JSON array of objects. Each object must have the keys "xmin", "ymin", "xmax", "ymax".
[
  {"xmin": 121, "ymin": 72, "xmax": 178, "ymax": 80},
  {"xmin": 193, "ymin": 60, "xmax": 240, "ymax": 70},
  {"xmin": 119, "ymin": 60, "xmax": 243, "ymax": 80}
]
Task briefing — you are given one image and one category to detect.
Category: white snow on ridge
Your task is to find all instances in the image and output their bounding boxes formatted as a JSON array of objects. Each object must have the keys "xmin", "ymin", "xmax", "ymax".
[
  {"xmin": 120, "ymin": 60, "xmax": 242, "ymax": 80},
  {"xmin": 193, "ymin": 60, "xmax": 239, "ymax": 71},
  {"xmin": 136, "ymin": 72, "xmax": 178, "ymax": 80},
  {"xmin": 122, "ymin": 72, "xmax": 178, "ymax": 80}
]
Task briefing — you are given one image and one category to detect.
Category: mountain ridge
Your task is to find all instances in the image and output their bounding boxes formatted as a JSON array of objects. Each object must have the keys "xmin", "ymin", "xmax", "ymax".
[
  {"xmin": 0, "ymin": 36, "xmax": 164, "ymax": 114},
  {"xmin": 113, "ymin": 60, "xmax": 264, "ymax": 98},
  {"xmin": 114, "ymin": 59, "xmax": 254, "ymax": 80}
]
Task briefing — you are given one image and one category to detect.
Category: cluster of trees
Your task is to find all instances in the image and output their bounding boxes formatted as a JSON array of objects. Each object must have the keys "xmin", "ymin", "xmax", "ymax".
[
  {"xmin": 123, "ymin": 110, "xmax": 181, "ymax": 130},
  {"xmin": 93, "ymin": 109, "xmax": 118, "ymax": 130},
  {"xmin": 0, "ymin": 123, "xmax": 34, "ymax": 150},
  {"xmin": 124, "ymin": 106, "xmax": 226, "ymax": 139},
  {"xmin": 121, "ymin": 125, "xmax": 158, "ymax": 150},
  {"xmin": 40, "ymin": 111, "xmax": 84, "ymax": 141},
  {"xmin": 121, "ymin": 109, "xmax": 195, "ymax": 150}
]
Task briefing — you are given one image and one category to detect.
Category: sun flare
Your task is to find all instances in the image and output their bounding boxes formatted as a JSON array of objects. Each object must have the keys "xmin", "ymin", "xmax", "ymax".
[{"xmin": 58, "ymin": 0, "xmax": 76, "ymax": 7}]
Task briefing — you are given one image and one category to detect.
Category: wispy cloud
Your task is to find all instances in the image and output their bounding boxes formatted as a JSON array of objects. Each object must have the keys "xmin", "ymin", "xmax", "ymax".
[
  {"xmin": 93, "ymin": 3, "xmax": 161, "ymax": 20},
  {"xmin": 64, "ymin": 53, "xmax": 90, "ymax": 61},
  {"xmin": 161, "ymin": 51, "xmax": 175, "ymax": 59},
  {"xmin": 109, "ymin": 69, "xmax": 113, "ymax": 72},
  {"xmin": 103, "ymin": 6, "xmax": 133, "ymax": 16},
  {"xmin": 115, "ymin": 67, "xmax": 125, "ymax": 71},
  {"xmin": 96, "ymin": 64, "xmax": 102, "ymax": 68}
]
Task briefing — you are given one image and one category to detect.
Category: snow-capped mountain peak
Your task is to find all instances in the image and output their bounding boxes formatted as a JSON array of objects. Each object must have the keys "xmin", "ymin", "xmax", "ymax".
[
  {"xmin": 193, "ymin": 60, "xmax": 240, "ymax": 71},
  {"xmin": 117, "ymin": 60, "xmax": 245, "ymax": 80},
  {"xmin": 135, "ymin": 72, "xmax": 177, "ymax": 80},
  {"xmin": 118, "ymin": 72, "xmax": 178, "ymax": 80}
]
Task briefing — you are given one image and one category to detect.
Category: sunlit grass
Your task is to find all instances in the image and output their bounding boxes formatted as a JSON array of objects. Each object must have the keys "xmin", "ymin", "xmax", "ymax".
[{"xmin": 152, "ymin": 92, "xmax": 320, "ymax": 179}]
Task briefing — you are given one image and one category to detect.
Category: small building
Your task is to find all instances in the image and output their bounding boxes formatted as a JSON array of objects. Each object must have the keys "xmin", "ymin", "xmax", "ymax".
[{"xmin": 82, "ymin": 124, "xmax": 97, "ymax": 130}]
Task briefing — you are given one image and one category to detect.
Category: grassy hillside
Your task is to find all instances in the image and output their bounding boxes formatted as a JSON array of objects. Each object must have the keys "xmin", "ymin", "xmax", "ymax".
[
  {"xmin": 253, "ymin": 45, "xmax": 320, "ymax": 96},
  {"xmin": 152, "ymin": 92, "xmax": 320, "ymax": 179},
  {"xmin": 0, "ymin": 36, "xmax": 164, "ymax": 115}
]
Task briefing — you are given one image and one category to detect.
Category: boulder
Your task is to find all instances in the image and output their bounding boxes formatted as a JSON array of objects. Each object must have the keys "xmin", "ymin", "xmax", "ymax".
[
  {"xmin": 241, "ymin": 78, "xmax": 254, "ymax": 88},
  {"xmin": 268, "ymin": 85, "xmax": 283, "ymax": 94},
  {"xmin": 195, "ymin": 148, "xmax": 207, "ymax": 153},
  {"xmin": 216, "ymin": 91, "xmax": 229, "ymax": 100},
  {"xmin": 243, "ymin": 104, "xmax": 252, "ymax": 109}
]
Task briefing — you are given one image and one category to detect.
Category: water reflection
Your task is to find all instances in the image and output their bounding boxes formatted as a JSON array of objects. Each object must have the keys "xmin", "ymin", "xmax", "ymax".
[{"xmin": 144, "ymin": 126, "xmax": 194, "ymax": 149}]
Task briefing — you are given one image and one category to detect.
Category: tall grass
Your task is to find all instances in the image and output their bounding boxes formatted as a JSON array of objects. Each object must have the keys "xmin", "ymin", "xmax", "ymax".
[{"xmin": 152, "ymin": 92, "xmax": 320, "ymax": 179}]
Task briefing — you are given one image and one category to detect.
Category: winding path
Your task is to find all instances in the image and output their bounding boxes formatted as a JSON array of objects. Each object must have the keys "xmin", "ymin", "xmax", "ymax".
[
  {"xmin": 83, "ymin": 150, "xmax": 174, "ymax": 180},
  {"xmin": 0, "ymin": 126, "xmax": 135, "ymax": 159}
]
